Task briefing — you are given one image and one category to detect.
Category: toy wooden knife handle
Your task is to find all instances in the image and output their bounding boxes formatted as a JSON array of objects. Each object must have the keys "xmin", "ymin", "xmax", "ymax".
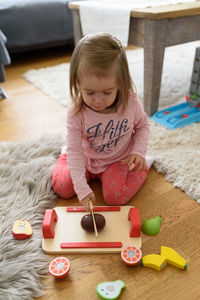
[{"xmin": 89, "ymin": 199, "xmax": 94, "ymax": 211}]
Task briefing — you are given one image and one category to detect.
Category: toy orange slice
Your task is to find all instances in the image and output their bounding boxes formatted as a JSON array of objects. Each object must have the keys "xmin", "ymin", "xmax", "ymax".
[
  {"xmin": 49, "ymin": 257, "xmax": 71, "ymax": 278},
  {"xmin": 121, "ymin": 245, "xmax": 142, "ymax": 266}
]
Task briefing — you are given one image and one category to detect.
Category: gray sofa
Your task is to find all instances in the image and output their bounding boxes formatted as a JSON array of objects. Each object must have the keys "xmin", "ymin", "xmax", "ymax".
[
  {"xmin": 0, "ymin": 30, "xmax": 10, "ymax": 98},
  {"xmin": 0, "ymin": 0, "xmax": 80, "ymax": 53}
]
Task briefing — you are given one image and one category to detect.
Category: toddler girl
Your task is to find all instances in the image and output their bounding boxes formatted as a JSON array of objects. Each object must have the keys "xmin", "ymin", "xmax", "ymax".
[{"xmin": 52, "ymin": 33, "xmax": 149, "ymax": 210}]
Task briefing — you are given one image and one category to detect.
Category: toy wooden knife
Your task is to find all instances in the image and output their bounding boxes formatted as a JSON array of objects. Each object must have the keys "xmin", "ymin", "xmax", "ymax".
[{"xmin": 89, "ymin": 200, "xmax": 98, "ymax": 239}]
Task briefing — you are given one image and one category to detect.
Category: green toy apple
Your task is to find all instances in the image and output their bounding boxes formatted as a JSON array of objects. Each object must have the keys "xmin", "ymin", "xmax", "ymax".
[{"xmin": 141, "ymin": 216, "xmax": 162, "ymax": 236}]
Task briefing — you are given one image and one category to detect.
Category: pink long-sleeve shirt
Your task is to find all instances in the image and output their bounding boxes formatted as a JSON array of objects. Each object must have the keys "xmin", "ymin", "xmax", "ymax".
[{"xmin": 66, "ymin": 94, "xmax": 149, "ymax": 201}]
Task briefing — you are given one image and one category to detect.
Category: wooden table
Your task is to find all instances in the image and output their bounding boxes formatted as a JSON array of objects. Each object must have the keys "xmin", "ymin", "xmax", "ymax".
[{"xmin": 69, "ymin": 1, "xmax": 200, "ymax": 115}]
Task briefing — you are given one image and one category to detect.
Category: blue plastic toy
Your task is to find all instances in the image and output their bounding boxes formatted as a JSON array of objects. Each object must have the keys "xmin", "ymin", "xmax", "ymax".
[
  {"xmin": 152, "ymin": 47, "xmax": 200, "ymax": 129},
  {"xmin": 151, "ymin": 101, "xmax": 200, "ymax": 129}
]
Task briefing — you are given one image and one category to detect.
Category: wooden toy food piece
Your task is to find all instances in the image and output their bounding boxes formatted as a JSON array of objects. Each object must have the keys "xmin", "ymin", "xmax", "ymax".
[
  {"xmin": 96, "ymin": 280, "xmax": 125, "ymax": 300},
  {"xmin": 141, "ymin": 254, "xmax": 167, "ymax": 271},
  {"xmin": 12, "ymin": 220, "xmax": 32, "ymax": 240},
  {"xmin": 129, "ymin": 163, "xmax": 135, "ymax": 171},
  {"xmin": 81, "ymin": 213, "xmax": 106, "ymax": 233},
  {"xmin": 161, "ymin": 246, "xmax": 188, "ymax": 270},
  {"xmin": 121, "ymin": 245, "xmax": 142, "ymax": 266},
  {"xmin": 141, "ymin": 216, "xmax": 162, "ymax": 235},
  {"xmin": 49, "ymin": 257, "xmax": 71, "ymax": 278}
]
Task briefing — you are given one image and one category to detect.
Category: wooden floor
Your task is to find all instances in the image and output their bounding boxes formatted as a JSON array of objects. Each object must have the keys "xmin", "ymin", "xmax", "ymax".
[{"xmin": 1, "ymin": 46, "xmax": 200, "ymax": 300}]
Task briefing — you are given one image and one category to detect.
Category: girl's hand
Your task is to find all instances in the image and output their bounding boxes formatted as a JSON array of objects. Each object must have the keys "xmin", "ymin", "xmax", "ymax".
[
  {"xmin": 121, "ymin": 154, "xmax": 148, "ymax": 172},
  {"xmin": 80, "ymin": 192, "xmax": 96, "ymax": 211}
]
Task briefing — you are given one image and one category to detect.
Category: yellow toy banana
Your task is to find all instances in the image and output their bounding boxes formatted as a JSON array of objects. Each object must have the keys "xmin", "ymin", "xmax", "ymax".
[
  {"xmin": 141, "ymin": 254, "xmax": 167, "ymax": 271},
  {"xmin": 161, "ymin": 246, "xmax": 188, "ymax": 270}
]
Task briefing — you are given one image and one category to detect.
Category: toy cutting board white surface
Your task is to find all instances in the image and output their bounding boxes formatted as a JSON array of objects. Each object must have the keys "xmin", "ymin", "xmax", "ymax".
[{"xmin": 42, "ymin": 206, "xmax": 141, "ymax": 254}]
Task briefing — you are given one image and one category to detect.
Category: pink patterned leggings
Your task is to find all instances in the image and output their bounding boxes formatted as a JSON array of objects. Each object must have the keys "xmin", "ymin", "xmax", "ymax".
[{"xmin": 52, "ymin": 154, "xmax": 149, "ymax": 205}]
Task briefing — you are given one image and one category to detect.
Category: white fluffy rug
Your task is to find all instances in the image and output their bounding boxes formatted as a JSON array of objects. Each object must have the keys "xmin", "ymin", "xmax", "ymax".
[
  {"xmin": 23, "ymin": 41, "xmax": 200, "ymax": 203},
  {"xmin": 0, "ymin": 136, "xmax": 63, "ymax": 300},
  {"xmin": 23, "ymin": 41, "xmax": 200, "ymax": 109}
]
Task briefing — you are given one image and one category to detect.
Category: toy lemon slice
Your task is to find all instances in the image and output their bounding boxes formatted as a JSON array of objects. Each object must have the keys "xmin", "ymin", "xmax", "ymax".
[
  {"xmin": 96, "ymin": 280, "xmax": 125, "ymax": 300},
  {"xmin": 49, "ymin": 257, "xmax": 71, "ymax": 278},
  {"xmin": 121, "ymin": 245, "xmax": 142, "ymax": 266}
]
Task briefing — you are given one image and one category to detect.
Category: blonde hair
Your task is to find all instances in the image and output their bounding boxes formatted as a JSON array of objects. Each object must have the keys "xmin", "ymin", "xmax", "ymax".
[{"xmin": 69, "ymin": 32, "xmax": 135, "ymax": 113}]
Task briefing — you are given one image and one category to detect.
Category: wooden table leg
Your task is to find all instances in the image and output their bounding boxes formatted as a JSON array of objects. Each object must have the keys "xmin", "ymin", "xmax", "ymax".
[
  {"xmin": 72, "ymin": 10, "xmax": 83, "ymax": 46},
  {"xmin": 143, "ymin": 19, "xmax": 167, "ymax": 115}
]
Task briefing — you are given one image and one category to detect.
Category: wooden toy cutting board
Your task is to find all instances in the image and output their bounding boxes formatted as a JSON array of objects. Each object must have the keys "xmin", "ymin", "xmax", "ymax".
[{"xmin": 42, "ymin": 206, "xmax": 141, "ymax": 254}]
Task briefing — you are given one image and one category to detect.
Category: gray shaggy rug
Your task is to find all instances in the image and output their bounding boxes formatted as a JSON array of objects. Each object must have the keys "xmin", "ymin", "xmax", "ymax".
[{"xmin": 0, "ymin": 135, "xmax": 63, "ymax": 300}]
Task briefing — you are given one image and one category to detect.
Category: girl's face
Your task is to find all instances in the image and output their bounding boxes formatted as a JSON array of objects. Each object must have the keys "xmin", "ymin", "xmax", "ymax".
[{"xmin": 79, "ymin": 71, "xmax": 119, "ymax": 113}]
